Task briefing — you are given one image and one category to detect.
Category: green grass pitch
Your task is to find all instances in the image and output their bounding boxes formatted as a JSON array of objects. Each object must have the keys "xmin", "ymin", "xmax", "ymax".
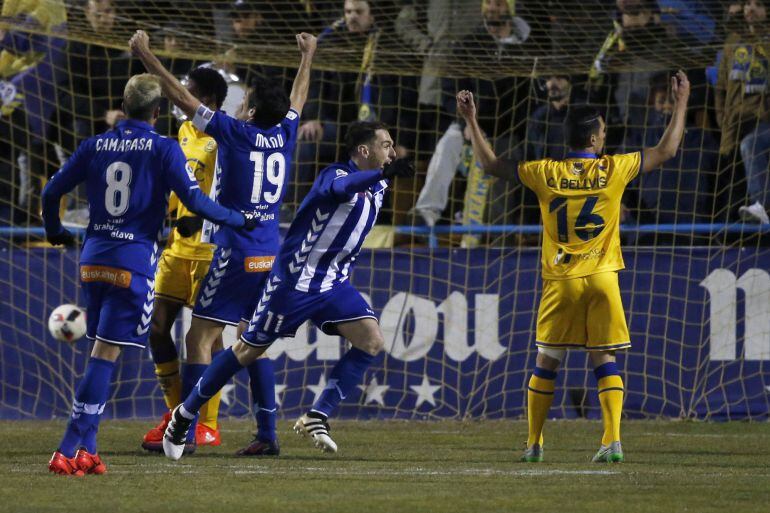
[{"xmin": 2, "ymin": 419, "xmax": 769, "ymax": 512}]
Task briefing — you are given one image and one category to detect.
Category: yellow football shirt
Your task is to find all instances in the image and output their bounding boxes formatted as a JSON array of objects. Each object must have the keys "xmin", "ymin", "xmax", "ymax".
[
  {"xmin": 518, "ymin": 152, "xmax": 641, "ymax": 280},
  {"xmin": 165, "ymin": 121, "xmax": 218, "ymax": 261}
]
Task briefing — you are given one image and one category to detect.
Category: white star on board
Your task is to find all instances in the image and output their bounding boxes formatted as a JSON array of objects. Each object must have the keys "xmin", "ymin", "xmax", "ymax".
[
  {"xmin": 219, "ymin": 383, "xmax": 236, "ymax": 406},
  {"xmin": 308, "ymin": 375, "xmax": 328, "ymax": 404},
  {"xmin": 357, "ymin": 377, "xmax": 389, "ymax": 406},
  {"xmin": 274, "ymin": 384, "xmax": 287, "ymax": 406},
  {"xmin": 410, "ymin": 375, "xmax": 441, "ymax": 407}
]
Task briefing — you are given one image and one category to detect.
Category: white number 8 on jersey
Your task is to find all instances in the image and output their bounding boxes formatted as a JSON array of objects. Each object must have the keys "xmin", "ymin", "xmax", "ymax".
[{"xmin": 105, "ymin": 161, "xmax": 132, "ymax": 216}]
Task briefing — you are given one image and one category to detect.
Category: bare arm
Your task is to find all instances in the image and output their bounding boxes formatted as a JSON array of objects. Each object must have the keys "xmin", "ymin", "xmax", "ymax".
[
  {"xmin": 129, "ymin": 30, "xmax": 201, "ymax": 119},
  {"xmin": 455, "ymin": 90, "xmax": 515, "ymax": 180},
  {"xmin": 289, "ymin": 33, "xmax": 317, "ymax": 115},
  {"xmin": 642, "ymin": 71, "xmax": 690, "ymax": 173}
]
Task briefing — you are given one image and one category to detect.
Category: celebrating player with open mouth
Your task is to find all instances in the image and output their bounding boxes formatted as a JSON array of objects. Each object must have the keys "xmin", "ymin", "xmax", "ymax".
[
  {"xmin": 162, "ymin": 121, "xmax": 415, "ymax": 460},
  {"xmin": 456, "ymin": 70, "xmax": 690, "ymax": 463}
]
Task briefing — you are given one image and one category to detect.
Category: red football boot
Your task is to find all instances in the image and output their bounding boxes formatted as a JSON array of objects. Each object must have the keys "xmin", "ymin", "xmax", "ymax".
[
  {"xmin": 48, "ymin": 451, "xmax": 85, "ymax": 477},
  {"xmin": 75, "ymin": 449, "xmax": 107, "ymax": 475},
  {"xmin": 141, "ymin": 411, "xmax": 171, "ymax": 452},
  {"xmin": 196, "ymin": 423, "xmax": 222, "ymax": 447}
]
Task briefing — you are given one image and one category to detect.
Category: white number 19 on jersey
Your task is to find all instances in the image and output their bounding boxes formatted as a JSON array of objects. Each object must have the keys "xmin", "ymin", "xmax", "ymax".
[{"xmin": 250, "ymin": 151, "xmax": 285, "ymax": 204}]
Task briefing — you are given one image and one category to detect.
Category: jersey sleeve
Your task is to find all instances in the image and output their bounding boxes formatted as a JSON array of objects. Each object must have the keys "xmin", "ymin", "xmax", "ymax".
[
  {"xmin": 516, "ymin": 160, "xmax": 539, "ymax": 190},
  {"xmin": 314, "ymin": 166, "xmax": 348, "ymax": 198},
  {"xmin": 281, "ymin": 109, "xmax": 301, "ymax": 150},
  {"xmin": 609, "ymin": 152, "xmax": 642, "ymax": 185},
  {"xmin": 314, "ymin": 166, "xmax": 381, "ymax": 202},
  {"xmin": 41, "ymin": 140, "xmax": 91, "ymax": 236},
  {"xmin": 192, "ymin": 105, "xmax": 239, "ymax": 145},
  {"xmin": 161, "ymin": 141, "xmax": 244, "ymax": 229},
  {"xmin": 330, "ymin": 169, "xmax": 384, "ymax": 201}
]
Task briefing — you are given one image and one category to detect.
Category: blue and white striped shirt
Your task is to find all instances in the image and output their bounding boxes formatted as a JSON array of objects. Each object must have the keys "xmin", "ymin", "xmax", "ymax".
[{"xmin": 275, "ymin": 160, "xmax": 387, "ymax": 293}]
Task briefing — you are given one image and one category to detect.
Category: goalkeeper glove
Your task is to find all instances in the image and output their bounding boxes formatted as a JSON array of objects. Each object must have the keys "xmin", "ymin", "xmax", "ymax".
[
  {"xmin": 382, "ymin": 158, "xmax": 415, "ymax": 180},
  {"xmin": 175, "ymin": 216, "xmax": 203, "ymax": 237},
  {"xmin": 47, "ymin": 228, "xmax": 75, "ymax": 247}
]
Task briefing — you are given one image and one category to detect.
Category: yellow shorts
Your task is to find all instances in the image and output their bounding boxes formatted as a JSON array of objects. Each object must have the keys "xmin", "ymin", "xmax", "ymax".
[
  {"xmin": 536, "ymin": 271, "xmax": 630, "ymax": 351},
  {"xmin": 154, "ymin": 252, "xmax": 211, "ymax": 307}
]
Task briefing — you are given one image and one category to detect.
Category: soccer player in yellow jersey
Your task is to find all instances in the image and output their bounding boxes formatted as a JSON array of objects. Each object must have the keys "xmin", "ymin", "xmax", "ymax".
[
  {"xmin": 456, "ymin": 70, "xmax": 690, "ymax": 463},
  {"xmin": 141, "ymin": 67, "xmax": 229, "ymax": 452}
]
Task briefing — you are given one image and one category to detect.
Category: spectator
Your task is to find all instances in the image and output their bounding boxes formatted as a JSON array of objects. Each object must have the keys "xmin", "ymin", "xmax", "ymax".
[
  {"xmin": 410, "ymin": 0, "xmax": 531, "ymax": 228},
  {"xmin": 215, "ymin": 1, "xmax": 291, "ymax": 130},
  {"xmin": 0, "ymin": 0, "xmax": 68, "ymax": 225},
  {"xmin": 547, "ymin": 0, "xmax": 613, "ymax": 58},
  {"xmin": 294, "ymin": 0, "xmax": 401, "ymax": 210},
  {"xmin": 66, "ymin": 0, "xmax": 135, "ymax": 141},
  {"xmin": 527, "ymin": 75, "xmax": 582, "ymax": 161},
  {"xmin": 623, "ymin": 73, "xmax": 717, "ymax": 230},
  {"xmin": 230, "ymin": 0, "xmax": 267, "ymax": 44},
  {"xmin": 722, "ymin": 0, "xmax": 746, "ymax": 35},
  {"xmin": 213, "ymin": 0, "xmax": 324, "ymax": 42},
  {"xmin": 590, "ymin": 0, "xmax": 676, "ymax": 127},
  {"xmin": 658, "ymin": 0, "xmax": 716, "ymax": 45},
  {"xmin": 715, "ymin": 0, "xmax": 769, "ymax": 223},
  {"xmin": 395, "ymin": 0, "xmax": 482, "ymax": 155}
]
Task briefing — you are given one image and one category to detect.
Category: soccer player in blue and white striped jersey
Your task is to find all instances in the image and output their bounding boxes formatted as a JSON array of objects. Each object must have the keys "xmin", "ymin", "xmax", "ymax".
[{"xmin": 162, "ymin": 121, "xmax": 415, "ymax": 459}]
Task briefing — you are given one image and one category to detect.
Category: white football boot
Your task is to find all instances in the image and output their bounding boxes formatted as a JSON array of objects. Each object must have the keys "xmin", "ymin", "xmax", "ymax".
[
  {"xmin": 293, "ymin": 413, "xmax": 338, "ymax": 453},
  {"xmin": 163, "ymin": 404, "xmax": 193, "ymax": 461}
]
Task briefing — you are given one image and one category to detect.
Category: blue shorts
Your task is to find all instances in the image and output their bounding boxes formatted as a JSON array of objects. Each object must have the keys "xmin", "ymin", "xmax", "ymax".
[
  {"xmin": 80, "ymin": 265, "xmax": 155, "ymax": 348},
  {"xmin": 191, "ymin": 247, "xmax": 273, "ymax": 326},
  {"xmin": 240, "ymin": 276, "xmax": 377, "ymax": 347}
]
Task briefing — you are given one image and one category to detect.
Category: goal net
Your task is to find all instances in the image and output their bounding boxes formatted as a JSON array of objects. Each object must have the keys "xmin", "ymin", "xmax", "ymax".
[{"xmin": 1, "ymin": 0, "xmax": 768, "ymax": 422}]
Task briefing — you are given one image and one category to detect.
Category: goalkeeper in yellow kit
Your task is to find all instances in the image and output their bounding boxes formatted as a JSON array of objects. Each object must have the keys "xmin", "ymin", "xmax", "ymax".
[
  {"xmin": 456, "ymin": 70, "xmax": 690, "ymax": 463},
  {"xmin": 141, "ymin": 66, "xmax": 229, "ymax": 451}
]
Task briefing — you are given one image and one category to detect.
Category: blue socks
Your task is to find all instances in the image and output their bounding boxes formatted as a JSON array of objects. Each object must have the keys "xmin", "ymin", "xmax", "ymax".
[
  {"xmin": 247, "ymin": 358, "xmax": 277, "ymax": 442},
  {"xmin": 58, "ymin": 357, "xmax": 115, "ymax": 458},
  {"xmin": 180, "ymin": 363, "xmax": 208, "ymax": 442},
  {"xmin": 312, "ymin": 347, "xmax": 374, "ymax": 418},
  {"xmin": 182, "ymin": 348, "xmax": 243, "ymax": 415}
]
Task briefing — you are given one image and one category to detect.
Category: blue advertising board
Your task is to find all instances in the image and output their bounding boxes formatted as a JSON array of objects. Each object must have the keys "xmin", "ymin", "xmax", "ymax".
[{"xmin": 1, "ymin": 247, "xmax": 768, "ymax": 420}]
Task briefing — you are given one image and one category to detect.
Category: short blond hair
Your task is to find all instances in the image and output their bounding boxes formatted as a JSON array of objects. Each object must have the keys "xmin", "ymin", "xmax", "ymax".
[{"xmin": 123, "ymin": 73, "xmax": 162, "ymax": 121}]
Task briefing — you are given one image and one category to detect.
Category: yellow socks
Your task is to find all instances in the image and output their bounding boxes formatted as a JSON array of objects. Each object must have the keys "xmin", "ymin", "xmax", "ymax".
[
  {"xmin": 526, "ymin": 368, "xmax": 557, "ymax": 447},
  {"xmin": 154, "ymin": 360, "xmax": 181, "ymax": 410},
  {"xmin": 199, "ymin": 389, "xmax": 222, "ymax": 431},
  {"xmin": 594, "ymin": 362, "xmax": 624, "ymax": 445}
]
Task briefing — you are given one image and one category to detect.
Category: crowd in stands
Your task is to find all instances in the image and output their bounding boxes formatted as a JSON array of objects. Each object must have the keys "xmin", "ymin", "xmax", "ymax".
[{"xmin": 0, "ymin": 0, "xmax": 768, "ymax": 245}]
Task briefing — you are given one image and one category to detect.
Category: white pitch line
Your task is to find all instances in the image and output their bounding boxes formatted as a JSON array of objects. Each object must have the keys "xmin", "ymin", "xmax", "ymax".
[
  {"xmin": 640, "ymin": 432, "xmax": 756, "ymax": 438},
  {"xmin": 9, "ymin": 465, "xmax": 620, "ymax": 477}
]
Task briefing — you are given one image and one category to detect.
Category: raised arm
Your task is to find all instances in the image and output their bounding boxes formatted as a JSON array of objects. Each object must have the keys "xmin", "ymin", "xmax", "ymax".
[
  {"xmin": 289, "ymin": 33, "xmax": 317, "ymax": 115},
  {"xmin": 327, "ymin": 159, "xmax": 414, "ymax": 202},
  {"xmin": 642, "ymin": 70, "xmax": 690, "ymax": 173},
  {"xmin": 456, "ymin": 90, "xmax": 515, "ymax": 180},
  {"xmin": 128, "ymin": 30, "xmax": 201, "ymax": 119}
]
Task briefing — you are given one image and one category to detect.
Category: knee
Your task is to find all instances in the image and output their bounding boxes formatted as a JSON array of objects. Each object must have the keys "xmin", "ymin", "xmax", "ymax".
[
  {"xmin": 353, "ymin": 330, "xmax": 385, "ymax": 356},
  {"xmin": 536, "ymin": 347, "xmax": 564, "ymax": 370},
  {"xmin": 231, "ymin": 339, "xmax": 263, "ymax": 366},
  {"xmin": 184, "ymin": 331, "xmax": 211, "ymax": 360}
]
